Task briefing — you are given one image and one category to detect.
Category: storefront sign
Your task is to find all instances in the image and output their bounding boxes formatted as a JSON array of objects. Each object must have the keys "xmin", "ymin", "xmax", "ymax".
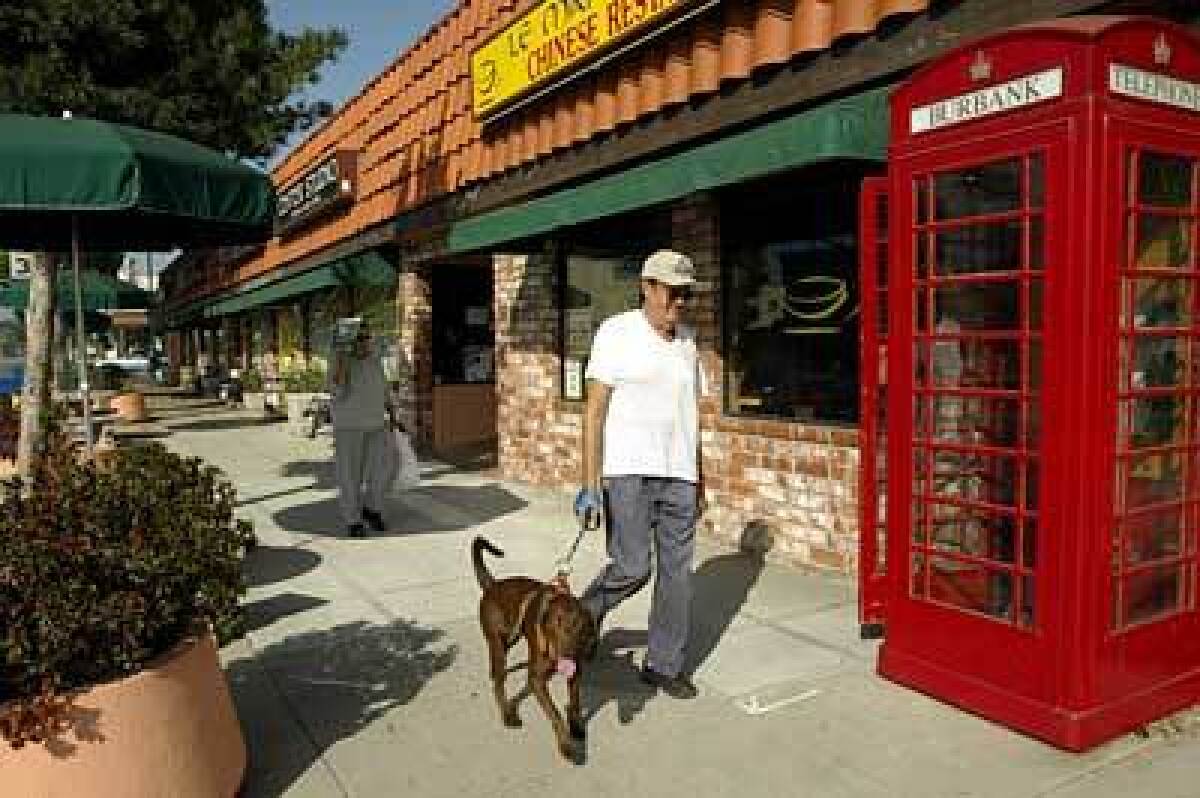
[
  {"xmin": 471, "ymin": 0, "xmax": 718, "ymax": 121},
  {"xmin": 276, "ymin": 150, "xmax": 359, "ymax": 235},
  {"xmin": 910, "ymin": 67, "xmax": 1064, "ymax": 134},
  {"xmin": 8, "ymin": 252, "xmax": 33, "ymax": 280},
  {"xmin": 564, "ymin": 358, "xmax": 584, "ymax": 400},
  {"xmin": 1110, "ymin": 64, "xmax": 1200, "ymax": 114}
]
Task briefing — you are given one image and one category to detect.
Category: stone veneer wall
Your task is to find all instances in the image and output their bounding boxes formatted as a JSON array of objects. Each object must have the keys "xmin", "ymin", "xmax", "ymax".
[{"xmin": 493, "ymin": 194, "xmax": 862, "ymax": 575}]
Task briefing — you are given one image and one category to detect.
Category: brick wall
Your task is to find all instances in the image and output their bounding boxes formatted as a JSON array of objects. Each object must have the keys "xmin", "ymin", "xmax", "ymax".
[
  {"xmin": 492, "ymin": 195, "xmax": 862, "ymax": 576},
  {"xmin": 398, "ymin": 264, "xmax": 434, "ymax": 451}
]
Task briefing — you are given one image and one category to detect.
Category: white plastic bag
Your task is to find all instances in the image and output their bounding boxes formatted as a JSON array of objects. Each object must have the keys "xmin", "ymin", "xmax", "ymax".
[{"xmin": 386, "ymin": 425, "xmax": 421, "ymax": 493}]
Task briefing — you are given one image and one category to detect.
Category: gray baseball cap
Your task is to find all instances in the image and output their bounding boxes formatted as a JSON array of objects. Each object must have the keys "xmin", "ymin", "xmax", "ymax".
[{"xmin": 641, "ymin": 250, "xmax": 697, "ymax": 287}]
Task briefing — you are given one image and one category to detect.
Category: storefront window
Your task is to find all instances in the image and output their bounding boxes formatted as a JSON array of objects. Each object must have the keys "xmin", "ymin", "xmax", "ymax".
[
  {"xmin": 276, "ymin": 302, "xmax": 304, "ymax": 369},
  {"xmin": 723, "ymin": 167, "xmax": 870, "ymax": 423},
  {"xmin": 561, "ymin": 251, "xmax": 642, "ymax": 400},
  {"xmin": 309, "ymin": 288, "xmax": 345, "ymax": 369},
  {"xmin": 358, "ymin": 283, "xmax": 402, "ymax": 382}
]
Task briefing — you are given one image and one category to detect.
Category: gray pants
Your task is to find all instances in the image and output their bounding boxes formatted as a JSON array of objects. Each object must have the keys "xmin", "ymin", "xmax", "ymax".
[
  {"xmin": 334, "ymin": 427, "xmax": 389, "ymax": 526},
  {"xmin": 581, "ymin": 476, "xmax": 698, "ymax": 678}
]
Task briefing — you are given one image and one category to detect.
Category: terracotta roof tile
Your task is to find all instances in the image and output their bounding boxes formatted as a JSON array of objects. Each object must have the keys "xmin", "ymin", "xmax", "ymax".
[{"xmin": 227, "ymin": 0, "xmax": 929, "ymax": 287}]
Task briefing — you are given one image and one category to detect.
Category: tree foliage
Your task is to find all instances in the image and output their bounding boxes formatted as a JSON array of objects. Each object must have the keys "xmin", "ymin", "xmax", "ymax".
[{"xmin": 0, "ymin": 0, "xmax": 347, "ymax": 158}]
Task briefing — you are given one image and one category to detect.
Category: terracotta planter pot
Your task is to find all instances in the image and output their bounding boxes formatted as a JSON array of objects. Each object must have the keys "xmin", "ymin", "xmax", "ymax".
[
  {"xmin": 108, "ymin": 392, "xmax": 147, "ymax": 423},
  {"xmin": 1, "ymin": 633, "xmax": 246, "ymax": 798}
]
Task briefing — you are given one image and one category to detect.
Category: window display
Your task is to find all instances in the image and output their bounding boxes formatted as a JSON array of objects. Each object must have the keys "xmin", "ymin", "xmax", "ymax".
[{"xmin": 723, "ymin": 169, "xmax": 868, "ymax": 423}]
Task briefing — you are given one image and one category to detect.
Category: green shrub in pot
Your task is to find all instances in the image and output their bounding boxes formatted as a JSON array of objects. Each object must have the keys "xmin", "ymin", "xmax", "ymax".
[
  {"xmin": 240, "ymin": 368, "xmax": 263, "ymax": 393},
  {"xmin": 0, "ymin": 433, "xmax": 254, "ymax": 749},
  {"xmin": 282, "ymin": 365, "xmax": 327, "ymax": 393}
]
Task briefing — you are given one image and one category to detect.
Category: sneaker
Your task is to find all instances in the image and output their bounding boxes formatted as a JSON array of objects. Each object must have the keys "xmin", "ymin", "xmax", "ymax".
[
  {"xmin": 640, "ymin": 666, "xmax": 698, "ymax": 699},
  {"xmin": 347, "ymin": 523, "xmax": 368, "ymax": 539},
  {"xmin": 362, "ymin": 508, "xmax": 386, "ymax": 533}
]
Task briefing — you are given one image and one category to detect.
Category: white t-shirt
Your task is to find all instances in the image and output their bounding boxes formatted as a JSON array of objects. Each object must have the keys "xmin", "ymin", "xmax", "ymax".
[{"xmin": 586, "ymin": 309, "xmax": 706, "ymax": 482}]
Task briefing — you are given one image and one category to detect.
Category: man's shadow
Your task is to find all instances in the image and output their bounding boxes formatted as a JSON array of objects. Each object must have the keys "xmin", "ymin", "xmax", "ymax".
[
  {"xmin": 580, "ymin": 521, "xmax": 771, "ymax": 727},
  {"xmin": 685, "ymin": 521, "xmax": 770, "ymax": 675}
]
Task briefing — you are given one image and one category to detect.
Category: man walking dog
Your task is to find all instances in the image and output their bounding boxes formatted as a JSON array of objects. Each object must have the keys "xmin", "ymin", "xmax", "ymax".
[{"xmin": 574, "ymin": 249, "xmax": 705, "ymax": 699}]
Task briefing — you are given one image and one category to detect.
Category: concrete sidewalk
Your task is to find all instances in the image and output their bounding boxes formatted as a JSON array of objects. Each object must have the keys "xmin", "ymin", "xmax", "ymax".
[{"xmin": 149, "ymin": 396, "xmax": 1200, "ymax": 798}]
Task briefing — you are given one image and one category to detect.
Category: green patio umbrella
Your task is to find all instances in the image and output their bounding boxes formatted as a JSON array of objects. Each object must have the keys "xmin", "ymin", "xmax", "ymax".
[
  {"xmin": 0, "ymin": 113, "xmax": 275, "ymax": 451},
  {"xmin": 0, "ymin": 270, "xmax": 152, "ymax": 312}
]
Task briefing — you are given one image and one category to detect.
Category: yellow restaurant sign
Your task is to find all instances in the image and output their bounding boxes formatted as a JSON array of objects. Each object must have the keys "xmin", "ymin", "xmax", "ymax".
[{"xmin": 471, "ymin": 0, "xmax": 716, "ymax": 121}]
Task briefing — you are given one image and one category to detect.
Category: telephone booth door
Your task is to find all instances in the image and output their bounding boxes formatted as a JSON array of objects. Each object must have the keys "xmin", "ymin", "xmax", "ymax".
[
  {"xmin": 865, "ymin": 16, "xmax": 1200, "ymax": 751},
  {"xmin": 882, "ymin": 127, "xmax": 1068, "ymax": 712}
]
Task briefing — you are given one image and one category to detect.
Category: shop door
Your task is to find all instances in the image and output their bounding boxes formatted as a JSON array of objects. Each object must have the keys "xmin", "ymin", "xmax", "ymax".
[
  {"xmin": 1102, "ymin": 120, "xmax": 1200, "ymax": 693},
  {"xmin": 859, "ymin": 176, "xmax": 889, "ymax": 636},
  {"xmin": 886, "ymin": 131, "xmax": 1067, "ymax": 697}
]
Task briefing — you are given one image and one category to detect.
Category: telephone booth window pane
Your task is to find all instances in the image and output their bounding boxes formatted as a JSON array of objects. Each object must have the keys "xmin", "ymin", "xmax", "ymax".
[
  {"xmin": 928, "ymin": 504, "xmax": 1017, "ymax": 563},
  {"xmin": 921, "ymin": 339, "xmax": 1026, "ymax": 390},
  {"xmin": 1029, "ymin": 217, "xmax": 1045, "ymax": 270},
  {"xmin": 923, "ymin": 394, "xmax": 1021, "ymax": 447},
  {"xmin": 934, "ymin": 282, "xmax": 1021, "ymax": 331},
  {"xmin": 1026, "ymin": 460, "xmax": 1040, "ymax": 512},
  {"xmin": 911, "ymin": 554, "xmax": 928, "ymax": 598},
  {"xmin": 1126, "ymin": 396, "xmax": 1186, "ymax": 448},
  {"xmin": 916, "ymin": 178, "xmax": 930, "ymax": 225},
  {"xmin": 1029, "ymin": 155, "xmax": 1045, "ymax": 209},
  {"xmin": 1023, "ymin": 517, "xmax": 1038, "ymax": 568},
  {"xmin": 1124, "ymin": 507, "xmax": 1184, "ymax": 566},
  {"xmin": 1125, "ymin": 278, "xmax": 1192, "ymax": 328},
  {"xmin": 1126, "ymin": 335, "xmax": 1187, "ymax": 389},
  {"xmin": 928, "ymin": 555, "xmax": 1014, "ymax": 620},
  {"xmin": 1124, "ymin": 564, "xmax": 1183, "ymax": 626},
  {"xmin": 1135, "ymin": 215, "xmax": 1192, "ymax": 269},
  {"xmin": 1140, "ymin": 152, "xmax": 1195, "ymax": 208},
  {"xmin": 1030, "ymin": 281, "xmax": 1044, "ymax": 329},
  {"xmin": 935, "ymin": 221, "xmax": 1024, "ymax": 275},
  {"xmin": 930, "ymin": 451, "xmax": 1019, "ymax": 509},
  {"xmin": 1125, "ymin": 452, "xmax": 1185, "ymax": 509},
  {"xmin": 934, "ymin": 158, "xmax": 1023, "ymax": 220}
]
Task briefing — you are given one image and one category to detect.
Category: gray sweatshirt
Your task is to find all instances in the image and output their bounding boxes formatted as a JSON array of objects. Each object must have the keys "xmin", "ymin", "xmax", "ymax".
[{"xmin": 329, "ymin": 354, "xmax": 391, "ymax": 431}]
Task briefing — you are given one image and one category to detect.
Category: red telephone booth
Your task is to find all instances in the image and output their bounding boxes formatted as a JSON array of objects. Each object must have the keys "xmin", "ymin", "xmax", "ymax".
[{"xmin": 860, "ymin": 16, "xmax": 1200, "ymax": 751}]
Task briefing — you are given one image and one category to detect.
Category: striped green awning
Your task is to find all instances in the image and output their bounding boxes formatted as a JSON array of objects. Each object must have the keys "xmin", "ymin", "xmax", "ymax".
[
  {"xmin": 204, "ymin": 250, "xmax": 396, "ymax": 318},
  {"xmin": 447, "ymin": 85, "xmax": 890, "ymax": 254}
]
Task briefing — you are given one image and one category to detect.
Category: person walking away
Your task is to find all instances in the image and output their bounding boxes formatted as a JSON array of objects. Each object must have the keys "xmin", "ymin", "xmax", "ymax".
[
  {"xmin": 330, "ymin": 323, "xmax": 394, "ymax": 538},
  {"xmin": 573, "ymin": 249, "xmax": 706, "ymax": 699}
]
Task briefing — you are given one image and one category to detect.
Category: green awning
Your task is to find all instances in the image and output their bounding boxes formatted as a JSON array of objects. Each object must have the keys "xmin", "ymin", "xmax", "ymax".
[
  {"xmin": 204, "ymin": 250, "xmax": 396, "ymax": 318},
  {"xmin": 0, "ymin": 270, "xmax": 152, "ymax": 312},
  {"xmin": 447, "ymin": 85, "xmax": 890, "ymax": 254}
]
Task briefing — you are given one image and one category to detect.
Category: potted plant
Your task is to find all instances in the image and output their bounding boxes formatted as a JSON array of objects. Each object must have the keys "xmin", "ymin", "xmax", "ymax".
[
  {"xmin": 108, "ymin": 377, "xmax": 147, "ymax": 423},
  {"xmin": 0, "ymin": 431, "xmax": 255, "ymax": 797},
  {"xmin": 283, "ymin": 365, "xmax": 328, "ymax": 435},
  {"xmin": 240, "ymin": 368, "xmax": 264, "ymax": 413}
]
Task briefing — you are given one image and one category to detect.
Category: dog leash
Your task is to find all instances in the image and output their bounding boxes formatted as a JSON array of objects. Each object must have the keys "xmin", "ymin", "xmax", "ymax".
[{"xmin": 551, "ymin": 525, "xmax": 588, "ymax": 590}]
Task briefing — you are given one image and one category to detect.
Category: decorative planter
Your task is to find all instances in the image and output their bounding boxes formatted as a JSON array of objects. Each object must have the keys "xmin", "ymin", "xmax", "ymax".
[
  {"xmin": 108, "ymin": 392, "xmax": 147, "ymax": 423},
  {"xmin": 1, "ymin": 633, "xmax": 246, "ymax": 798}
]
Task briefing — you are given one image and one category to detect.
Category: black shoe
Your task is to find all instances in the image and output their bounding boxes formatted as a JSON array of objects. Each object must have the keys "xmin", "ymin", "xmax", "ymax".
[
  {"xmin": 347, "ymin": 523, "xmax": 368, "ymax": 539},
  {"xmin": 362, "ymin": 508, "xmax": 386, "ymax": 533},
  {"xmin": 640, "ymin": 666, "xmax": 698, "ymax": 699}
]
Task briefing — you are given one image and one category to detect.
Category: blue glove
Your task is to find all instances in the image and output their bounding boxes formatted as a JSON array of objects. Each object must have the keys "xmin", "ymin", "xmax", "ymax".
[{"xmin": 573, "ymin": 487, "xmax": 603, "ymax": 531}]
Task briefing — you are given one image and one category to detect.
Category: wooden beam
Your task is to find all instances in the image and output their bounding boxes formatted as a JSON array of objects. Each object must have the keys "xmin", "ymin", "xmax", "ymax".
[{"xmin": 460, "ymin": 0, "xmax": 1112, "ymax": 217}]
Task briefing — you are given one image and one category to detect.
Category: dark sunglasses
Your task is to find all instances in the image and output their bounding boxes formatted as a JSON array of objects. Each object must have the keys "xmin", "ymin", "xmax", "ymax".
[{"xmin": 652, "ymin": 281, "xmax": 692, "ymax": 301}]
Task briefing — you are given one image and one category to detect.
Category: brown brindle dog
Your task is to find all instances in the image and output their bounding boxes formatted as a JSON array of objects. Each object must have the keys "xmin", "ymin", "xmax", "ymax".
[{"xmin": 473, "ymin": 536, "xmax": 597, "ymax": 761}]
